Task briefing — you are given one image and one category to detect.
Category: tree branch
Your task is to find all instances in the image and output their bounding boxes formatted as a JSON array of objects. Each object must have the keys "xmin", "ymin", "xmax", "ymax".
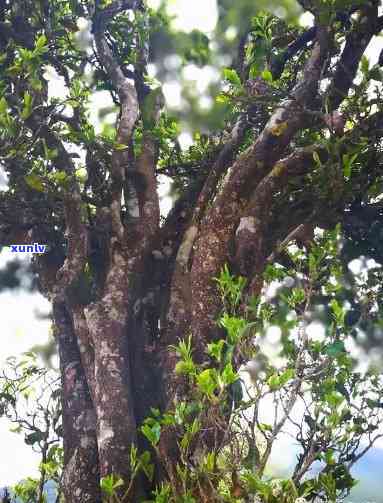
[
  {"xmin": 328, "ymin": 3, "xmax": 379, "ymax": 109},
  {"xmin": 189, "ymin": 26, "xmax": 331, "ymax": 350},
  {"xmin": 93, "ymin": 21, "xmax": 139, "ymax": 242},
  {"xmin": 234, "ymin": 146, "xmax": 322, "ymax": 278}
]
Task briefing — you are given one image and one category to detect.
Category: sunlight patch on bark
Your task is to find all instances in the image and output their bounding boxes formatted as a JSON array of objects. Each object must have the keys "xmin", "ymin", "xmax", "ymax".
[
  {"xmin": 99, "ymin": 423, "xmax": 115, "ymax": 446},
  {"xmin": 176, "ymin": 225, "xmax": 198, "ymax": 268},
  {"xmin": 236, "ymin": 216, "xmax": 257, "ymax": 235}
]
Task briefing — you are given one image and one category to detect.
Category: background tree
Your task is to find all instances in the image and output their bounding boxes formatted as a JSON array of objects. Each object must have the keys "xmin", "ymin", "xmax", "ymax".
[
  {"xmin": 1, "ymin": 0, "xmax": 383, "ymax": 501},
  {"xmin": 0, "ymin": 354, "xmax": 62, "ymax": 502}
]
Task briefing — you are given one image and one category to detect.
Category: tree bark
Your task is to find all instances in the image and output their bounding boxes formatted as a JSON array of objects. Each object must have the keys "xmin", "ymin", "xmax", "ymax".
[{"xmin": 53, "ymin": 300, "xmax": 101, "ymax": 503}]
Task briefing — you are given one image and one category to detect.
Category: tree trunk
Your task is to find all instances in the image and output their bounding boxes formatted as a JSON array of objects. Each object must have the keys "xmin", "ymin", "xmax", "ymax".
[{"xmin": 53, "ymin": 301, "xmax": 101, "ymax": 503}]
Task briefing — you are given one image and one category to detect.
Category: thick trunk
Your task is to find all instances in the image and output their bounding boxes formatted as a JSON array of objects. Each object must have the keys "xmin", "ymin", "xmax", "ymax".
[
  {"xmin": 84, "ymin": 303, "xmax": 137, "ymax": 485},
  {"xmin": 53, "ymin": 300, "xmax": 101, "ymax": 503}
]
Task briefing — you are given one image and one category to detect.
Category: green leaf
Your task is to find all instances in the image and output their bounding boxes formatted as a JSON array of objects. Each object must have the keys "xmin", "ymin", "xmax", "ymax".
[
  {"xmin": 196, "ymin": 369, "xmax": 217, "ymax": 396},
  {"xmin": 171, "ymin": 336, "xmax": 193, "ymax": 361},
  {"xmin": 330, "ymin": 299, "xmax": 345, "ymax": 326},
  {"xmin": 114, "ymin": 143, "xmax": 129, "ymax": 151},
  {"xmin": 10, "ymin": 425, "xmax": 22, "ymax": 433},
  {"xmin": 30, "ymin": 77, "xmax": 43, "ymax": 91},
  {"xmin": 258, "ymin": 423, "xmax": 272, "ymax": 432},
  {"xmin": 141, "ymin": 423, "xmax": 161, "ymax": 446},
  {"xmin": 360, "ymin": 55, "xmax": 369, "ymax": 77},
  {"xmin": 25, "ymin": 173, "xmax": 45, "ymax": 192},
  {"xmin": 175, "ymin": 360, "xmax": 196, "ymax": 376},
  {"xmin": 130, "ymin": 444, "xmax": 138, "ymax": 470},
  {"xmin": 324, "ymin": 391, "xmax": 344, "ymax": 408},
  {"xmin": 19, "ymin": 48, "xmax": 33, "ymax": 62},
  {"xmin": 249, "ymin": 64, "xmax": 259, "ymax": 79},
  {"xmin": 202, "ymin": 452, "xmax": 216, "ymax": 472},
  {"xmin": 21, "ymin": 91, "xmax": 33, "ymax": 120},
  {"xmin": 35, "ymin": 34, "xmax": 48, "ymax": 50},
  {"xmin": 268, "ymin": 374, "xmax": 280, "ymax": 391},
  {"xmin": 284, "ymin": 288, "xmax": 305, "ymax": 308},
  {"xmin": 66, "ymin": 99, "xmax": 80, "ymax": 108},
  {"xmin": 75, "ymin": 167, "xmax": 87, "ymax": 183},
  {"xmin": 243, "ymin": 443, "xmax": 260, "ymax": 470},
  {"xmin": 140, "ymin": 451, "xmax": 154, "ymax": 481},
  {"xmin": 0, "ymin": 391, "xmax": 16, "ymax": 405},
  {"xmin": 0, "ymin": 96, "xmax": 7, "ymax": 114},
  {"xmin": 50, "ymin": 170, "xmax": 69, "ymax": 186},
  {"xmin": 34, "ymin": 34, "xmax": 49, "ymax": 56},
  {"xmin": 279, "ymin": 368, "xmax": 295, "ymax": 386},
  {"xmin": 342, "ymin": 153, "xmax": 358, "ymax": 179},
  {"xmin": 142, "ymin": 87, "xmax": 165, "ymax": 128},
  {"xmin": 325, "ymin": 449, "xmax": 335, "ymax": 465},
  {"xmin": 261, "ymin": 69, "xmax": 273, "ymax": 82},
  {"xmin": 368, "ymin": 66, "xmax": 383, "ymax": 82},
  {"xmin": 215, "ymin": 93, "xmax": 229, "ymax": 104},
  {"xmin": 206, "ymin": 340, "xmax": 225, "ymax": 362},
  {"xmin": 218, "ymin": 314, "xmax": 247, "ymax": 344},
  {"xmin": 221, "ymin": 362, "xmax": 237, "ymax": 386},
  {"xmin": 223, "ymin": 68, "xmax": 241, "ymax": 87},
  {"xmin": 24, "ymin": 431, "xmax": 45, "ymax": 445},
  {"xmin": 313, "ymin": 150, "xmax": 322, "ymax": 166},
  {"xmin": 325, "ymin": 341, "xmax": 346, "ymax": 358},
  {"xmin": 180, "ymin": 431, "xmax": 193, "ymax": 451},
  {"xmin": 100, "ymin": 474, "xmax": 124, "ymax": 496},
  {"xmin": 190, "ymin": 418, "xmax": 200, "ymax": 436}
]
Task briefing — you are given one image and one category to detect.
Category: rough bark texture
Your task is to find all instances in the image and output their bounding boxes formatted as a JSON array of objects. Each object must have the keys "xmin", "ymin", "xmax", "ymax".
[{"xmin": 53, "ymin": 301, "xmax": 101, "ymax": 503}]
